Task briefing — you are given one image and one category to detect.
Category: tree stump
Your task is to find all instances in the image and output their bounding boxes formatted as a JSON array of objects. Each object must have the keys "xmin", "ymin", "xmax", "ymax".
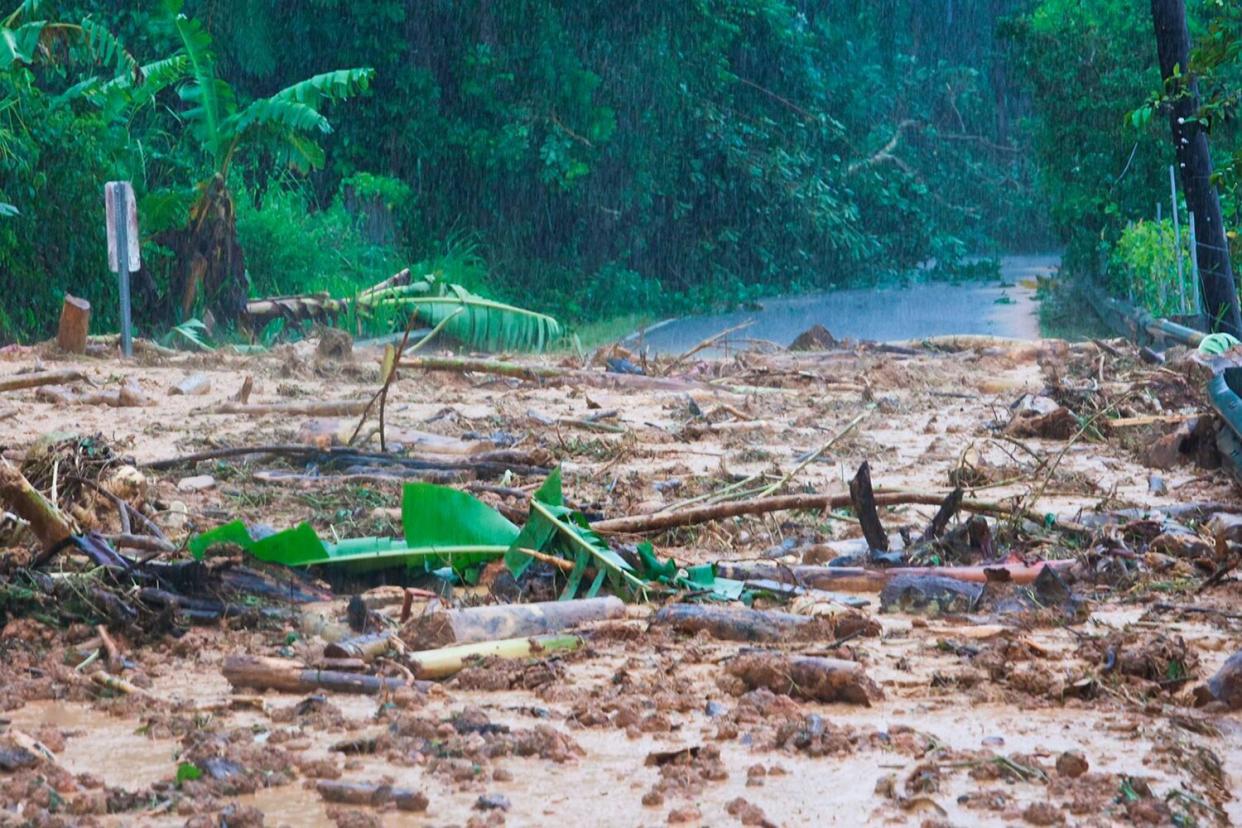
[{"xmin": 56, "ymin": 295, "xmax": 91, "ymax": 354}]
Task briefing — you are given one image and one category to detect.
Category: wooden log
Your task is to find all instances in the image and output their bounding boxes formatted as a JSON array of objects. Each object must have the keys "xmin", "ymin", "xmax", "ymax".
[
  {"xmin": 715, "ymin": 560, "xmax": 1076, "ymax": 593},
  {"xmin": 207, "ymin": 400, "xmax": 370, "ymax": 416},
  {"xmin": 316, "ymin": 779, "xmax": 428, "ymax": 811},
  {"xmin": 650, "ymin": 603, "xmax": 824, "ymax": 643},
  {"xmin": 401, "ymin": 597, "xmax": 625, "ymax": 650},
  {"xmin": 56, "ymin": 295, "xmax": 91, "ymax": 354},
  {"xmin": 0, "ymin": 460, "xmax": 74, "ymax": 566},
  {"xmin": 222, "ymin": 655, "xmax": 406, "ymax": 695},
  {"xmin": 323, "ymin": 631, "xmax": 395, "ymax": 662},
  {"xmin": 0, "ymin": 368, "xmax": 87, "ymax": 393},
  {"xmin": 406, "ymin": 634, "xmax": 582, "ymax": 680},
  {"xmin": 727, "ymin": 652, "xmax": 883, "ymax": 705}
]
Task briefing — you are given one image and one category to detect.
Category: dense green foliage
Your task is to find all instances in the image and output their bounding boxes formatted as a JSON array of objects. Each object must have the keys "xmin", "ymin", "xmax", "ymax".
[
  {"xmin": 1012, "ymin": 0, "xmax": 1242, "ymax": 316},
  {"xmin": 1, "ymin": 0, "xmax": 1049, "ymax": 343}
]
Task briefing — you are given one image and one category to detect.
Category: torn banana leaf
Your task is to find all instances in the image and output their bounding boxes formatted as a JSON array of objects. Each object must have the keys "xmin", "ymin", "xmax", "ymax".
[
  {"xmin": 636, "ymin": 542, "xmax": 746, "ymax": 602},
  {"xmin": 189, "ymin": 482, "xmax": 518, "ymax": 575},
  {"xmin": 503, "ymin": 467, "xmax": 650, "ymax": 601}
]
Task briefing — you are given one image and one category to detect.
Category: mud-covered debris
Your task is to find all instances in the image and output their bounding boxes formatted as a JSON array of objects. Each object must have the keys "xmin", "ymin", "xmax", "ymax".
[
  {"xmin": 1055, "ymin": 751, "xmax": 1089, "ymax": 778},
  {"xmin": 982, "ymin": 564, "xmax": 1088, "ymax": 624},
  {"xmin": 788, "ymin": 324, "xmax": 836, "ymax": 351},
  {"xmin": 475, "ymin": 793, "xmax": 511, "ymax": 811},
  {"xmin": 1005, "ymin": 402, "xmax": 1078, "ymax": 439},
  {"xmin": 726, "ymin": 652, "xmax": 883, "ymax": 705},
  {"xmin": 726, "ymin": 796, "xmax": 777, "ymax": 827},
  {"xmin": 1080, "ymin": 632, "xmax": 1200, "ymax": 690},
  {"xmin": 1199, "ymin": 650, "xmax": 1242, "ymax": 709},
  {"xmin": 316, "ymin": 780, "xmax": 429, "ymax": 811},
  {"xmin": 650, "ymin": 603, "xmax": 833, "ymax": 643},
  {"xmin": 880, "ymin": 574, "xmax": 983, "ymax": 614}
]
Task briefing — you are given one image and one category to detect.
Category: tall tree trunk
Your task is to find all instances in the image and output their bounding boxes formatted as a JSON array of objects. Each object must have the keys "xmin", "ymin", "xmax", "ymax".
[{"xmin": 1151, "ymin": 0, "xmax": 1242, "ymax": 335}]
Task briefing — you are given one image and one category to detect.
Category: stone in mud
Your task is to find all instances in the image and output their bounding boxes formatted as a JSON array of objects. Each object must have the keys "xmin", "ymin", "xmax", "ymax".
[
  {"xmin": 726, "ymin": 653, "xmax": 883, "ymax": 705},
  {"xmin": 475, "ymin": 793, "xmax": 511, "ymax": 811},
  {"xmin": 788, "ymin": 324, "xmax": 836, "ymax": 351},
  {"xmin": 1055, "ymin": 750, "xmax": 1089, "ymax": 778},
  {"xmin": 1204, "ymin": 650, "xmax": 1242, "ymax": 709},
  {"xmin": 879, "ymin": 574, "xmax": 983, "ymax": 615},
  {"xmin": 0, "ymin": 745, "xmax": 38, "ymax": 772},
  {"xmin": 177, "ymin": 474, "xmax": 216, "ymax": 493}
]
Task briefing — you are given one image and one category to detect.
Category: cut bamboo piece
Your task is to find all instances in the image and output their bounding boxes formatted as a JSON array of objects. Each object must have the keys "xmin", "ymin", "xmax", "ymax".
[
  {"xmin": 650, "ymin": 603, "xmax": 823, "ymax": 643},
  {"xmin": 56, "ymin": 295, "xmax": 91, "ymax": 354},
  {"xmin": 402, "ymin": 597, "xmax": 624, "ymax": 649},
  {"xmin": 222, "ymin": 655, "xmax": 406, "ymax": 695},
  {"xmin": 406, "ymin": 634, "xmax": 582, "ymax": 680},
  {"xmin": 323, "ymin": 631, "xmax": 395, "ymax": 661},
  {"xmin": 715, "ymin": 560, "xmax": 1076, "ymax": 593},
  {"xmin": 0, "ymin": 368, "xmax": 87, "ymax": 393}
]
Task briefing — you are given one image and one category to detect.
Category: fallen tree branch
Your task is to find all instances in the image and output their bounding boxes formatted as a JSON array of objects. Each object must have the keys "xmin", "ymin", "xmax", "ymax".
[
  {"xmin": 222, "ymin": 654, "xmax": 408, "ymax": 695},
  {"xmin": 593, "ymin": 489, "xmax": 1090, "ymax": 536},
  {"xmin": 0, "ymin": 460, "xmax": 75, "ymax": 566},
  {"xmin": 716, "ymin": 559, "xmax": 1077, "ymax": 593},
  {"xmin": 206, "ymin": 400, "xmax": 370, "ymax": 416},
  {"xmin": 0, "ymin": 369, "xmax": 88, "ymax": 393}
]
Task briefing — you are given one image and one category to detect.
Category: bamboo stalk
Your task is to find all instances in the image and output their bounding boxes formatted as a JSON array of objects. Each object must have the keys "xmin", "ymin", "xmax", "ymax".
[
  {"xmin": 222, "ymin": 655, "xmax": 407, "ymax": 695},
  {"xmin": 402, "ymin": 597, "xmax": 624, "ymax": 649},
  {"xmin": 406, "ymin": 634, "xmax": 582, "ymax": 680}
]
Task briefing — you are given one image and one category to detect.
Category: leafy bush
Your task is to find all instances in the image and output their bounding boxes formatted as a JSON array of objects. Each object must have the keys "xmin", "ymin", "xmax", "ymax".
[{"xmin": 1108, "ymin": 219, "xmax": 1196, "ymax": 318}]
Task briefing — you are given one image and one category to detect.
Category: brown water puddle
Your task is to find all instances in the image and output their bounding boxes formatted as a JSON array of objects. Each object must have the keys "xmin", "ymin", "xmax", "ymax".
[{"xmin": 6, "ymin": 700, "xmax": 180, "ymax": 790}]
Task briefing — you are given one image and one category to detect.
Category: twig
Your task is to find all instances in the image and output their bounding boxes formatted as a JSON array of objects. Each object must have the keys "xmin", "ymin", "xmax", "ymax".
[
  {"xmin": 665, "ymin": 320, "xmax": 754, "ymax": 375},
  {"xmin": 757, "ymin": 409, "xmax": 870, "ymax": 497},
  {"xmin": 96, "ymin": 624, "xmax": 122, "ymax": 673}
]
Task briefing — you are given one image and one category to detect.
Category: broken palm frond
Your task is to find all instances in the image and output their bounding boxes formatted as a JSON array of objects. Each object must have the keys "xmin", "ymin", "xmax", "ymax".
[
  {"xmin": 758, "ymin": 410, "xmax": 871, "ymax": 497},
  {"xmin": 405, "ymin": 634, "xmax": 582, "ymax": 680},
  {"xmin": 592, "ymin": 490, "xmax": 1089, "ymax": 536},
  {"xmin": 505, "ymin": 468, "xmax": 649, "ymax": 600}
]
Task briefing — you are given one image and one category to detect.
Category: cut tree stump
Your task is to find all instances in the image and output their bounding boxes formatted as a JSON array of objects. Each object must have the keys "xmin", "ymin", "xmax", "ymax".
[{"xmin": 56, "ymin": 295, "xmax": 91, "ymax": 354}]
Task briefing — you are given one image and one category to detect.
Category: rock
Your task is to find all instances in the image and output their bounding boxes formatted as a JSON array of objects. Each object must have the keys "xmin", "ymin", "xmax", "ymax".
[
  {"xmin": 0, "ymin": 745, "xmax": 38, "ymax": 772},
  {"xmin": 165, "ymin": 500, "xmax": 189, "ymax": 530},
  {"xmin": 667, "ymin": 805, "xmax": 702, "ymax": 824},
  {"xmin": 1204, "ymin": 651, "xmax": 1242, "ymax": 709},
  {"xmin": 475, "ymin": 793, "xmax": 510, "ymax": 811},
  {"xmin": 1206, "ymin": 513, "xmax": 1242, "ymax": 546},
  {"xmin": 177, "ymin": 474, "xmax": 216, "ymax": 493},
  {"xmin": 1055, "ymin": 750, "xmax": 1089, "ymax": 778},
  {"xmin": 316, "ymin": 328, "xmax": 353, "ymax": 361},
  {"xmin": 1147, "ymin": 474, "xmax": 1166, "ymax": 495},
  {"xmin": 168, "ymin": 373, "xmax": 212, "ymax": 396},
  {"xmin": 879, "ymin": 574, "xmax": 983, "ymax": 615},
  {"xmin": 788, "ymin": 324, "xmax": 836, "ymax": 351}
]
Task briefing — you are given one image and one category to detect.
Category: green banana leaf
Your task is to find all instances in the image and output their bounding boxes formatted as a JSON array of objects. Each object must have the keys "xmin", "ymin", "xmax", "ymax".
[
  {"xmin": 635, "ymin": 542, "xmax": 746, "ymax": 602},
  {"xmin": 189, "ymin": 481, "xmax": 519, "ymax": 574},
  {"xmin": 373, "ymin": 282, "xmax": 562, "ymax": 353}
]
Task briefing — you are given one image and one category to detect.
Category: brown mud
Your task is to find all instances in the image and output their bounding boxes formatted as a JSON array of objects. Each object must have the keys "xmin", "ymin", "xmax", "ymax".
[{"xmin": 0, "ymin": 334, "xmax": 1240, "ymax": 826}]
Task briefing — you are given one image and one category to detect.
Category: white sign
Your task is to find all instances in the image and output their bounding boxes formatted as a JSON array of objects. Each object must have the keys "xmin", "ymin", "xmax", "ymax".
[{"xmin": 104, "ymin": 181, "xmax": 140, "ymax": 273}]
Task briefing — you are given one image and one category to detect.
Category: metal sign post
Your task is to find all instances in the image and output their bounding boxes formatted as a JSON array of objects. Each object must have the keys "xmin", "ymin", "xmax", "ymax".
[{"xmin": 104, "ymin": 182, "xmax": 140, "ymax": 358}]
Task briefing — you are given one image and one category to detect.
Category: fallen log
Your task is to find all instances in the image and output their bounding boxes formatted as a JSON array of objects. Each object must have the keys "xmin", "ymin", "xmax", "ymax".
[
  {"xmin": 0, "ymin": 460, "xmax": 75, "ymax": 566},
  {"xmin": 0, "ymin": 368, "xmax": 87, "ymax": 393},
  {"xmin": 206, "ymin": 400, "xmax": 370, "ymax": 416},
  {"xmin": 316, "ymin": 780, "xmax": 428, "ymax": 812},
  {"xmin": 323, "ymin": 631, "xmax": 395, "ymax": 661},
  {"xmin": 406, "ymin": 634, "xmax": 582, "ymax": 680},
  {"xmin": 727, "ymin": 652, "xmax": 883, "ymax": 705},
  {"xmin": 56, "ymin": 295, "xmax": 91, "ymax": 354},
  {"xmin": 650, "ymin": 603, "xmax": 825, "ymax": 643},
  {"xmin": 715, "ymin": 560, "xmax": 1076, "ymax": 594},
  {"xmin": 402, "ymin": 597, "xmax": 624, "ymax": 649},
  {"xmin": 594, "ymin": 490, "xmax": 1090, "ymax": 536},
  {"xmin": 222, "ymin": 655, "xmax": 406, "ymax": 695}
]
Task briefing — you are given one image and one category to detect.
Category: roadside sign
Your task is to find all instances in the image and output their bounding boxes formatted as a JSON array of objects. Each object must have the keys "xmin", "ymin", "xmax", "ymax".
[
  {"xmin": 104, "ymin": 181, "xmax": 140, "ymax": 273},
  {"xmin": 105, "ymin": 181, "xmax": 138, "ymax": 357}
]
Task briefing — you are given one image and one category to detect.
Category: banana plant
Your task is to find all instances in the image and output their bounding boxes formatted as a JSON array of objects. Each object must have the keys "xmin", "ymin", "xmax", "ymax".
[{"xmin": 130, "ymin": 1, "xmax": 373, "ymax": 322}]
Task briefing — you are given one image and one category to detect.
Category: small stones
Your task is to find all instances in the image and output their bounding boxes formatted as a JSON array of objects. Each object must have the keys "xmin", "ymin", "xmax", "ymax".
[{"xmin": 475, "ymin": 793, "xmax": 511, "ymax": 812}]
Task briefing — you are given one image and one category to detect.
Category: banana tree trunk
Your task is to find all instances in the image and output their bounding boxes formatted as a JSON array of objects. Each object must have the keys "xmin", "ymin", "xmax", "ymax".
[{"xmin": 173, "ymin": 174, "xmax": 250, "ymax": 323}]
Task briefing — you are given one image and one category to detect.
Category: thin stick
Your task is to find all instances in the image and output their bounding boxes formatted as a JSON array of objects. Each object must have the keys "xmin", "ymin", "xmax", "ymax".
[
  {"xmin": 0, "ymin": 369, "xmax": 88, "ymax": 393},
  {"xmin": 665, "ymin": 320, "xmax": 754, "ymax": 374},
  {"xmin": 757, "ymin": 409, "xmax": 870, "ymax": 497}
]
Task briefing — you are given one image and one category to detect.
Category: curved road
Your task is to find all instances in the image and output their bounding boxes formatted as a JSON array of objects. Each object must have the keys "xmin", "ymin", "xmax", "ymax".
[{"xmin": 634, "ymin": 254, "xmax": 1056, "ymax": 354}]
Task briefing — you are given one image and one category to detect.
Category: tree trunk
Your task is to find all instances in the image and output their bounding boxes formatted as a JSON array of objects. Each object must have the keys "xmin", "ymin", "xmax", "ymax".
[
  {"xmin": 1151, "ymin": 0, "xmax": 1242, "ymax": 336},
  {"xmin": 173, "ymin": 174, "xmax": 250, "ymax": 324},
  {"xmin": 56, "ymin": 295, "xmax": 90, "ymax": 354}
]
